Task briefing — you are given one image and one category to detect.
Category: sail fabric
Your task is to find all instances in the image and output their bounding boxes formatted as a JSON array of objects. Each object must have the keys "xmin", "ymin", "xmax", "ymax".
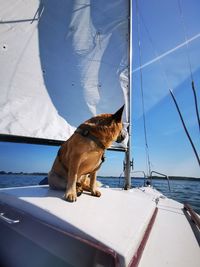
[{"xmin": 0, "ymin": 0, "xmax": 129, "ymax": 148}]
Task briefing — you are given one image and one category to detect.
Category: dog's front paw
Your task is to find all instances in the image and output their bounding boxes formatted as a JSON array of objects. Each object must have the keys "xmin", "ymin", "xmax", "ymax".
[
  {"xmin": 91, "ymin": 190, "xmax": 101, "ymax": 197},
  {"xmin": 64, "ymin": 192, "xmax": 77, "ymax": 202}
]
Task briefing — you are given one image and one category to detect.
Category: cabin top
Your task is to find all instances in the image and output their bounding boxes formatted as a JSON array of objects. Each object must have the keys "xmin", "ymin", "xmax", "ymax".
[{"xmin": 0, "ymin": 186, "xmax": 157, "ymax": 266}]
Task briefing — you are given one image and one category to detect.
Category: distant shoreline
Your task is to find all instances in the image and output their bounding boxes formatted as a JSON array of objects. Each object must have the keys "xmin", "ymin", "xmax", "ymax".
[
  {"xmin": 0, "ymin": 171, "xmax": 199, "ymax": 180},
  {"xmin": 0, "ymin": 171, "xmax": 48, "ymax": 176},
  {"xmin": 100, "ymin": 176, "xmax": 200, "ymax": 181}
]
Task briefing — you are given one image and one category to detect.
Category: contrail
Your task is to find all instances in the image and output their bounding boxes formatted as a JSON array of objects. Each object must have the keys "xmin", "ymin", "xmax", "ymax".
[{"xmin": 132, "ymin": 33, "xmax": 200, "ymax": 73}]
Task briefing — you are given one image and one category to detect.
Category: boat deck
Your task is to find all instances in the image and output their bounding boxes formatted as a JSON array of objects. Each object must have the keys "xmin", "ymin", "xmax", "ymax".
[
  {"xmin": 139, "ymin": 188, "xmax": 200, "ymax": 267},
  {"xmin": 0, "ymin": 185, "xmax": 199, "ymax": 267}
]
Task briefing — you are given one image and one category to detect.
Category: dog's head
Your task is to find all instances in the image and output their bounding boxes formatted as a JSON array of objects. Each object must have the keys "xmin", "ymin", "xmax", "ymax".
[
  {"xmin": 111, "ymin": 105, "xmax": 126, "ymax": 143},
  {"xmin": 81, "ymin": 105, "xmax": 126, "ymax": 148}
]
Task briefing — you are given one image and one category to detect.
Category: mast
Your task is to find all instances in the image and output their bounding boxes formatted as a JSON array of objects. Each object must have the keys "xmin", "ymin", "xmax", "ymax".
[{"xmin": 124, "ymin": 0, "xmax": 133, "ymax": 189}]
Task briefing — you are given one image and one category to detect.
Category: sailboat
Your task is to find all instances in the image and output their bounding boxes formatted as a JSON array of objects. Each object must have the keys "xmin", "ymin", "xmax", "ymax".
[{"xmin": 0, "ymin": 1, "xmax": 199, "ymax": 267}]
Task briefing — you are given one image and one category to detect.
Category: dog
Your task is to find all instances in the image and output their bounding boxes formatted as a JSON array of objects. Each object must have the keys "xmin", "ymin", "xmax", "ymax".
[{"xmin": 48, "ymin": 105, "xmax": 126, "ymax": 202}]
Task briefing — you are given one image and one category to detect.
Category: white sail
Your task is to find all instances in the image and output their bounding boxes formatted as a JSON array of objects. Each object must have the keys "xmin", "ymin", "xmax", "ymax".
[{"xmin": 0, "ymin": 0, "xmax": 129, "ymax": 148}]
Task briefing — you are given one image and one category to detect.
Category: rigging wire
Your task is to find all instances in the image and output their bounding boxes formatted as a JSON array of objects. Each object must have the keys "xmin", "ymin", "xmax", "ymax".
[
  {"xmin": 137, "ymin": 9, "xmax": 171, "ymax": 90},
  {"xmin": 135, "ymin": 1, "xmax": 200, "ymax": 167},
  {"xmin": 191, "ymin": 80, "xmax": 200, "ymax": 134},
  {"xmin": 177, "ymin": 0, "xmax": 193, "ymax": 81},
  {"xmin": 135, "ymin": 0, "xmax": 151, "ymax": 176},
  {"xmin": 170, "ymin": 90, "xmax": 200, "ymax": 166},
  {"xmin": 177, "ymin": 0, "xmax": 200, "ymax": 134}
]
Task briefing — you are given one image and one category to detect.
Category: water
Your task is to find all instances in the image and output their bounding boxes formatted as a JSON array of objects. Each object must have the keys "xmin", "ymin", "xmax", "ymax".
[
  {"xmin": 0, "ymin": 174, "xmax": 45, "ymax": 188},
  {"xmin": 0, "ymin": 175, "xmax": 199, "ymax": 214}
]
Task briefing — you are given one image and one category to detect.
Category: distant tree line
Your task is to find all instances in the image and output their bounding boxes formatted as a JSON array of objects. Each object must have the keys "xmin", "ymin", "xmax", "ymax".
[{"xmin": 0, "ymin": 171, "xmax": 48, "ymax": 175}]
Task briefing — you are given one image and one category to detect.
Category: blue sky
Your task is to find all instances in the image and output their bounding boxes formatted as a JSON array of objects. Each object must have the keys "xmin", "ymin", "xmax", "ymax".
[
  {"xmin": 131, "ymin": 0, "xmax": 200, "ymax": 177},
  {"xmin": 0, "ymin": 0, "xmax": 199, "ymax": 178}
]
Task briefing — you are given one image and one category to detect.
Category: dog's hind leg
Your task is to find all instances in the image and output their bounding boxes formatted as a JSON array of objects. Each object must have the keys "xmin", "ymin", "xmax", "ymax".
[
  {"xmin": 48, "ymin": 171, "xmax": 67, "ymax": 190},
  {"xmin": 79, "ymin": 175, "xmax": 90, "ymax": 192}
]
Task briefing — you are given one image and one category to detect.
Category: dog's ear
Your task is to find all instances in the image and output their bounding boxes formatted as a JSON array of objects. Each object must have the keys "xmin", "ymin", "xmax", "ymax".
[{"xmin": 113, "ymin": 105, "xmax": 124, "ymax": 122}]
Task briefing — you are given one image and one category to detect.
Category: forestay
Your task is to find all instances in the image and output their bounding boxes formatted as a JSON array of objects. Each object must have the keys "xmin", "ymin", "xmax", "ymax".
[{"xmin": 0, "ymin": 0, "xmax": 130, "ymax": 149}]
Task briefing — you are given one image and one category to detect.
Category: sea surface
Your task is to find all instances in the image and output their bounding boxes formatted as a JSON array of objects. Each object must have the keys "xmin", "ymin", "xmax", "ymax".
[{"xmin": 0, "ymin": 174, "xmax": 199, "ymax": 214}]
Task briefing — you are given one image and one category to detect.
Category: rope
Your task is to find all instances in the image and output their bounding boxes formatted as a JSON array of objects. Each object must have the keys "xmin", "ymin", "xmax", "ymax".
[{"xmin": 135, "ymin": 0, "xmax": 151, "ymax": 176}]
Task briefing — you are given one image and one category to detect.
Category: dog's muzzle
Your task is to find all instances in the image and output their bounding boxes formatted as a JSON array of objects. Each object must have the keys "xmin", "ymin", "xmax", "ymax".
[{"xmin": 116, "ymin": 128, "xmax": 127, "ymax": 143}]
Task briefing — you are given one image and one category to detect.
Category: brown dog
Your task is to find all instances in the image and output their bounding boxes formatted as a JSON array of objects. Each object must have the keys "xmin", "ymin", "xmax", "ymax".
[{"xmin": 48, "ymin": 105, "xmax": 125, "ymax": 202}]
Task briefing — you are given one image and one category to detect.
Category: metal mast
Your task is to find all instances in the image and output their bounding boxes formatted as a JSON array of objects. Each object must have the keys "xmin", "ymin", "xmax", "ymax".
[{"xmin": 124, "ymin": 0, "xmax": 133, "ymax": 189}]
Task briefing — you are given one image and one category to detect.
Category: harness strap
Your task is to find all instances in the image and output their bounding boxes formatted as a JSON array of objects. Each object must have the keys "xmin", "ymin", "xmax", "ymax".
[
  {"xmin": 75, "ymin": 127, "xmax": 106, "ymax": 150},
  {"xmin": 75, "ymin": 127, "xmax": 106, "ymax": 171},
  {"xmin": 92, "ymin": 153, "xmax": 105, "ymax": 172}
]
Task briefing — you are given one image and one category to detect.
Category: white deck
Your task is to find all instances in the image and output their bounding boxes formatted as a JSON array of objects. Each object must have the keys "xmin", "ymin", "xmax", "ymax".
[
  {"xmin": 0, "ymin": 185, "xmax": 199, "ymax": 267},
  {"xmin": 138, "ymin": 188, "xmax": 200, "ymax": 267}
]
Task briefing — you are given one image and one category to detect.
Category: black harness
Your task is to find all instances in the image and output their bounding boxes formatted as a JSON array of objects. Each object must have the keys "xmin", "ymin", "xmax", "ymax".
[{"xmin": 75, "ymin": 127, "xmax": 106, "ymax": 150}]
